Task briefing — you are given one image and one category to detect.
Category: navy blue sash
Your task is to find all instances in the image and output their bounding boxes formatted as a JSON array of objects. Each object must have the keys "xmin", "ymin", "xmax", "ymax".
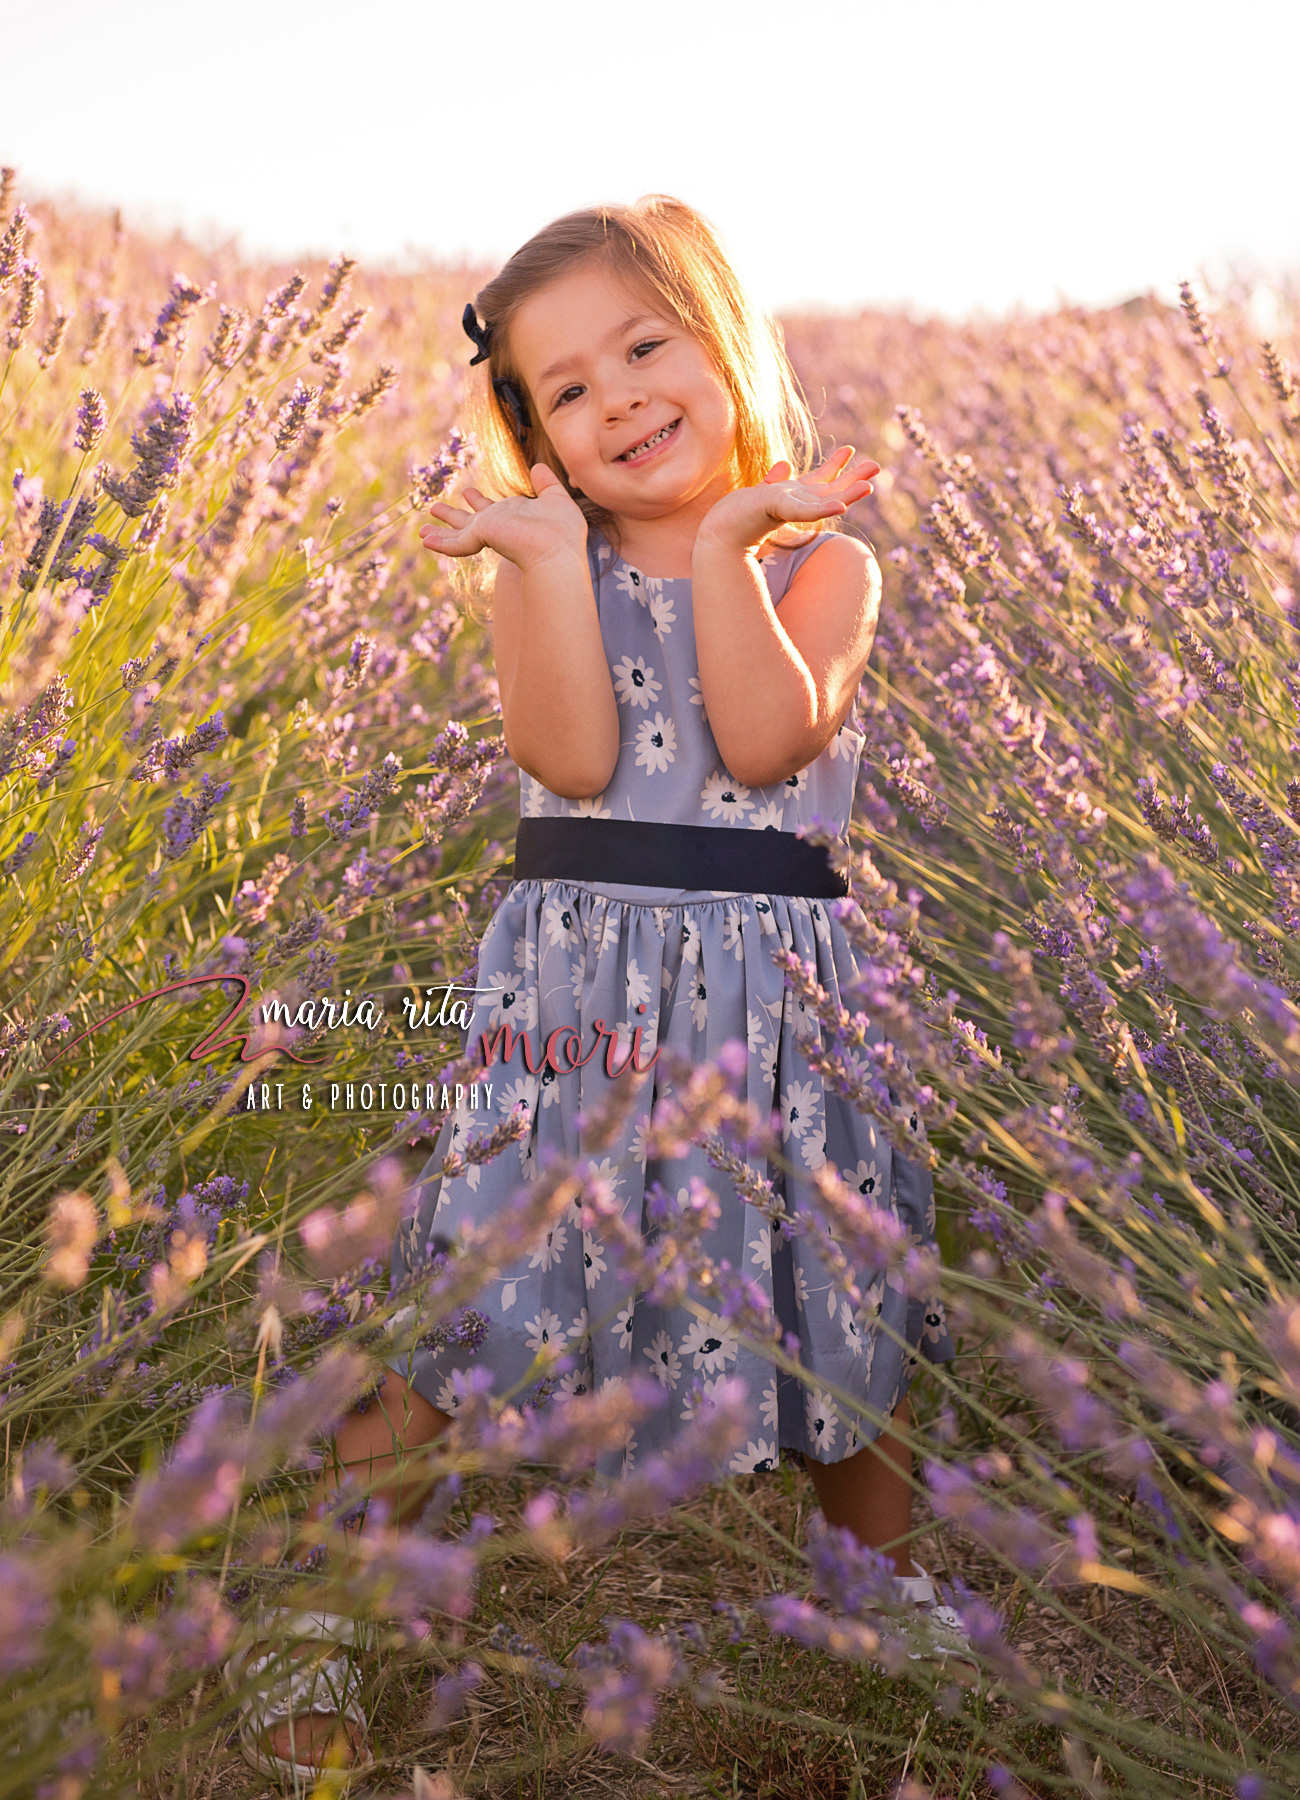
[{"xmin": 511, "ymin": 815, "xmax": 848, "ymax": 898}]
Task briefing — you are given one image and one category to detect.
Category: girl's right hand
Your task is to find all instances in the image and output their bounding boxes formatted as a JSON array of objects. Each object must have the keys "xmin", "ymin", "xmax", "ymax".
[{"xmin": 419, "ymin": 463, "xmax": 588, "ymax": 571}]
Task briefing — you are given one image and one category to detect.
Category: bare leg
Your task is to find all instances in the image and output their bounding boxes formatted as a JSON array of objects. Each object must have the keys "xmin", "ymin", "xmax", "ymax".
[
  {"xmin": 261, "ymin": 1370, "xmax": 451, "ymax": 1769},
  {"xmin": 802, "ymin": 1396, "xmax": 917, "ymax": 1577}
]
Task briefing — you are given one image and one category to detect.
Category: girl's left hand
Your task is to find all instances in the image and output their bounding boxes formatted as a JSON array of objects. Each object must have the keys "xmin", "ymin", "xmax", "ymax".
[{"xmin": 697, "ymin": 448, "xmax": 880, "ymax": 553}]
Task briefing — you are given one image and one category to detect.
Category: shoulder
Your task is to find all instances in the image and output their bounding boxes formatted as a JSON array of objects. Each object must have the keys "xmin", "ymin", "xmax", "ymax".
[{"xmin": 767, "ymin": 532, "xmax": 879, "ymax": 608}]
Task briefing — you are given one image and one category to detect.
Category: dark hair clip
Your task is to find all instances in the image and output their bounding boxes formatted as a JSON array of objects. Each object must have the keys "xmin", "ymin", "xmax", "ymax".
[
  {"xmin": 492, "ymin": 376, "xmax": 530, "ymax": 447},
  {"xmin": 462, "ymin": 302, "xmax": 493, "ymax": 365}
]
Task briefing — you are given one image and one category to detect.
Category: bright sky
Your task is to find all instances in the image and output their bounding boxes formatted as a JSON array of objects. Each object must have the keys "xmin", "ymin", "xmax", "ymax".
[{"xmin": 2, "ymin": 0, "xmax": 1297, "ymax": 320}]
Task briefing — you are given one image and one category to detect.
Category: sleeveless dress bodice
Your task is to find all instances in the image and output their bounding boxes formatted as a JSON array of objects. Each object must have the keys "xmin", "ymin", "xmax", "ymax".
[{"xmin": 516, "ymin": 535, "xmax": 866, "ymax": 902}]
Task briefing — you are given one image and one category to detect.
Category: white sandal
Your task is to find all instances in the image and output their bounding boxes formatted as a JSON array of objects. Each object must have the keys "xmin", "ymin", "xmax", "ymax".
[
  {"xmin": 891, "ymin": 1564, "xmax": 980, "ymax": 1683},
  {"xmin": 222, "ymin": 1607, "xmax": 378, "ymax": 1787}
]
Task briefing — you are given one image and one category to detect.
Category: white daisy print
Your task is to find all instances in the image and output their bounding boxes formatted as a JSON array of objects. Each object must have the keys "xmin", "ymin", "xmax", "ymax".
[
  {"xmin": 850, "ymin": 1158, "xmax": 880, "ymax": 1200},
  {"xmin": 781, "ymin": 1079, "xmax": 819, "ymax": 1140},
  {"xmin": 613, "ymin": 565, "xmax": 659, "ymax": 603},
  {"xmin": 527, "ymin": 1219, "xmax": 568, "ymax": 1271},
  {"xmin": 435, "ymin": 1373, "xmax": 469, "ymax": 1412},
  {"xmin": 687, "ymin": 971, "xmax": 708, "ymax": 1033},
  {"xmin": 749, "ymin": 799, "xmax": 784, "ymax": 831},
  {"xmin": 582, "ymin": 1231, "xmax": 608, "ymax": 1282},
  {"xmin": 556, "ymin": 1366, "xmax": 593, "ymax": 1400},
  {"xmin": 700, "ymin": 772, "xmax": 753, "ymax": 823},
  {"xmin": 612, "ymin": 654, "xmax": 661, "ymax": 709},
  {"xmin": 598, "ymin": 906, "xmax": 621, "ymax": 951},
  {"xmin": 679, "ymin": 1375, "xmax": 729, "ymax": 1421},
  {"xmin": 800, "ymin": 1131, "xmax": 827, "ymax": 1171},
  {"xmin": 497, "ymin": 1076, "xmax": 538, "ymax": 1121},
  {"xmin": 585, "ymin": 1155, "xmax": 624, "ymax": 1199},
  {"xmin": 522, "ymin": 773, "xmax": 549, "ymax": 817},
  {"xmin": 612, "ymin": 1304, "xmax": 635, "ymax": 1349},
  {"xmin": 679, "ymin": 915, "xmax": 702, "ymax": 964},
  {"xmin": 860, "ymin": 1273, "xmax": 887, "ymax": 1324},
  {"xmin": 760, "ymin": 1378, "xmax": 780, "ymax": 1431},
  {"xmin": 830, "ymin": 722, "xmax": 862, "ymax": 761},
  {"xmin": 722, "ymin": 909, "xmax": 745, "ymax": 960},
  {"xmin": 634, "ymin": 713, "xmax": 677, "ymax": 774},
  {"xmin": 840, "ymin": 1301, "xmax": 866, "ymax": 1357},
  {"xmin": 568, "ymin": 958, "xmax": 586, "ymax": 1009},
  {"xmin": 688, "ymin": 674, "xmax": 708, "ymax": 719},
  {"xmin": 625, "ymin": 958, "xmax": 652, "ymax": 1011},
  {"xmin": 747, "ymin": 1228, "xmax": 772, "ymax": 1273},
  {"xmin": 805, "ymin": 1388, "xmax": 838, "ymax": 1454},
  {"xmin": 647, "ymin": 591, "xmax": 676, "ymax": 639},
  {"xmin": 809, "ymin": 900, "xmax": 832, "ymax": 945},
  {"xmin": 543, "ymin": 897, "xmax": 581, "ymax": 950},
  {"xmin": 629, "ymin": 1114, "xmax": 653, "ymax": 1165},
  {"xmin": 793, "ymin": 1266, "xmax": 812, "ymax": 1312},
  {"xmin": 730, "ymin": 1439, "xmax": 778, "ymax": 1474},
  {"xmin": 570, "ymin": 1305, "xmax": 591, "ymax": 1344},
  {"xmin": 486, "ymin": 971, "xmax": 537, "ymax": 1033},
  {"xmin": 569, "ymin": 794, "xmax": 611, "ymax": 819},
  {"xmin": 644, "ymin": 1329, "xmax": 682, "ymax": 1389},
  {"xmin": 746, "ymin": 1009, "xmax": 767, "ymax": 1052},
  {"xmin": 783, "ymin": 767, "xmax": 809, "ymax": 795},
  {"xmin": 513, "ymin": 935, "xmax": 537, "ymax": 974},
  {"xmin": 678, "ymin": 1313, "xmax": 739, "ymax": 1374},
  {"xmin": 524, "ymin": 1309, "xmax": 567, "ymax": 1355}
]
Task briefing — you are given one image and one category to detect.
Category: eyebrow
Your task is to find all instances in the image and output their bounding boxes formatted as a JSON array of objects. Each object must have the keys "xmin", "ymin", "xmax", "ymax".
[{"xmin": 535, "ymin": 313, "xmax": 662, "ymax": 388}]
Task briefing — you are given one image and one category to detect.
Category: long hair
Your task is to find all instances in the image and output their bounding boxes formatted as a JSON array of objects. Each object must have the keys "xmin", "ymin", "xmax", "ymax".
[{"xmin": 465, "ymin": 197, "xmax": 820, "ymax": 559}]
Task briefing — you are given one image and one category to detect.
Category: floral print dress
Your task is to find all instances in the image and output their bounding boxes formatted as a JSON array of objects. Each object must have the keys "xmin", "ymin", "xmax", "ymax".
[{"xmin": 390, "ymin": 533, "xmax": 954, "ymax": 1477}]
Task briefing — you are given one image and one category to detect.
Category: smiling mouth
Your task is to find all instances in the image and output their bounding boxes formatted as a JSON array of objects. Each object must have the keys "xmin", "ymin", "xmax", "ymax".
[{"xmin": 616, "ymin": 418, "xmax": 681, "ymax": 463}]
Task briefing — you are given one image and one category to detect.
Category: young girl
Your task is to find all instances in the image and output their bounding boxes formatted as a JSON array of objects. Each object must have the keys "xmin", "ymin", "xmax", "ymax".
[{"xmin": 235, "ymin": 197, "xmax": 966, "ymax": 1781}]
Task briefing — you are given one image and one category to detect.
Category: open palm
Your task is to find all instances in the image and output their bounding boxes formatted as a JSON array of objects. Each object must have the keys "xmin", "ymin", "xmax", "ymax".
[
  {"xmin": 701, "ymin": 446, "xmax": 880, "ymax": 551},
  {"xmin": 419, "ymin": 463, "xmax": 588, "ymax": 570}
]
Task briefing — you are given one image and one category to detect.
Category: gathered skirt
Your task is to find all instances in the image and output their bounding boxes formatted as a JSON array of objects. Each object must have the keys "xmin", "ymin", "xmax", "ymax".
[{"xmin": 390, "ymin": 876, "xmax": 954, "ymax": 1480}]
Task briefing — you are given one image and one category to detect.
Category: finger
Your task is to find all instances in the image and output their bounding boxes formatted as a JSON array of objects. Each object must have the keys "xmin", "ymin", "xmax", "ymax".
[
  {"xmin": 769, "ymin": 489, "xmax": 848, "ymax": 521},
  {"xmin": 821, "ymin": 460, "xmax": 881, "ymax": 495},
  {"xmin": 531, "ymin": 463, "xmax": 563, "ymax": 494},
  {"xmin": 763, "ymin": 460, "xmax": 793, "ymax": 484},
  {"xmin": 457, "ymin": 485, "xmax": 494, "ymax": 513},
  {"xmin": 425, "ymin": 501, "xmax": 475, "ymax": 530},
  {"xmin": 420, "ymin": 525, "xmax": 482, "ymax": 557},
  {"xmin": 808, "ymin": 446, "xmax": 855, "ymax": 485}
]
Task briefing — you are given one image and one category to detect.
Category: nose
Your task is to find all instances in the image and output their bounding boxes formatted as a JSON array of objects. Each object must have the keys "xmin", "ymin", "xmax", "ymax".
[{"xmin": 601, "ymin": 369, "xmax": 648, "ymax": 425}]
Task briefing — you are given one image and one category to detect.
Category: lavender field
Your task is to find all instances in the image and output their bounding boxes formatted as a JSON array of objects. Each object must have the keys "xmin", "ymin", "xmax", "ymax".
[{"xmin": 6, "ymin": 169, "xmax": 1300, "ymax": 1798}]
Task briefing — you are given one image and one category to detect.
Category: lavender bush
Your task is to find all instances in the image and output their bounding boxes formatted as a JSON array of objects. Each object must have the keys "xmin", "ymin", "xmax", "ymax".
[{"xmin": 5, "ymin": 161, "xmax": 1300, "ymax": 1796}]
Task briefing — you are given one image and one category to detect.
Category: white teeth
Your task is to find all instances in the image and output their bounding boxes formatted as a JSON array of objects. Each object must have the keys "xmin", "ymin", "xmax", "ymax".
[{"xmin": 622, "ymin": 421, "xmax": 674, "ymax": 460}]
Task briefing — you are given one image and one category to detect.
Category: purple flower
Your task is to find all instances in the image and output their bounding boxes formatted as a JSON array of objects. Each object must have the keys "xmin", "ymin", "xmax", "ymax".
[
  {"xmin": 0, "ymin": 1554, "xmax": 52, "ymax": 1673},
  {"xmin": 59, "ymin": 821, "xmax": 105, "ymax": 882},
  {"xmin": 101, "ymin": 392, "xmax": 197, "ymax": 517},
  {"xmin": 577, "ymin": 1620, "xmax": 681, "ymax": 1753},
  {"xmin": 133, "ymin": 271, "xmax": 208, "ymax": 367},
  {"xmin": 130, "ymin": 713, "xmax": 227, "ymax": 784},
  {"xmin": 161, "ymin": 774, "xmax": 233, "ymax": 861},
  {"xmin": 75, "ymin": 387, "xmax": 106, "ymax": 453},
  {"xmin": 409, "ymin": 427, "xmax": 473, "ymax": 505}
]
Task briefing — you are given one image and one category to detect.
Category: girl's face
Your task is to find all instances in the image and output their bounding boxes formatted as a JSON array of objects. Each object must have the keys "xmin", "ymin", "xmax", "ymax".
[{"xmin": 508, "ymin": 262, "xmax": 738, "ymax": 523}]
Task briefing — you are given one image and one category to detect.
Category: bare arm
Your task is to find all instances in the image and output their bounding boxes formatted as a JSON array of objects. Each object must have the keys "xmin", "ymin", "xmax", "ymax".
[
  {"xmin": 489, "ymin": 552, "xmax": 619, "ymax": 798},
  {"xmin": 692, "ymin": 449, "xmax": 882, "ymax": 789},
  {"xmin": 691, "ymin": 533, "xmax": 880, "ymax": 787},
  {"xmin": 420, "ymin": 464, "xmax": 618, "ymax": 800}
]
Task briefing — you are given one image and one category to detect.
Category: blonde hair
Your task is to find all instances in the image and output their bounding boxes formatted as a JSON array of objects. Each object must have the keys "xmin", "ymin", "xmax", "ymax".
[{"xmin": 463, "ymin": 196, "xmax": 821, "ymax": 566}]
